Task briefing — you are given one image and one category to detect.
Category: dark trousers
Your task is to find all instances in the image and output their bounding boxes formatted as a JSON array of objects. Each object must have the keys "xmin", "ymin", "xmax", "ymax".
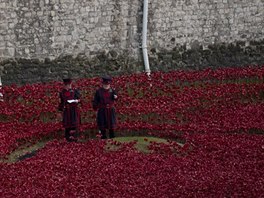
[
  {"xmin": 65, "ymin": 127, "xmax": 78, "ymax": 142},
  {"xmin": 100, "ymin": 129, "xmax": 115, "ymax": 139}
]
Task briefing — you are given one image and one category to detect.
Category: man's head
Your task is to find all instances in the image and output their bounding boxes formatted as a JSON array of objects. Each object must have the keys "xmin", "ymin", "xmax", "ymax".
[
  {"xmin": 101, "ymin": 75, "xmax": 112, "ymax": 89},
  {"xmin": 63, "ymin": 78, "xmax": 72, "ymax": 85},
  {"xmin": 63, "ymin": 78, "xmax": 72, "ymax": 88}
]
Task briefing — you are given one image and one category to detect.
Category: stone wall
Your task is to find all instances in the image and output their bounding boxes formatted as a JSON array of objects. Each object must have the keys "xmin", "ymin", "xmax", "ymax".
[{"xmin": 0, "ymin": 0, "xmax": 263, "ymax": 85}]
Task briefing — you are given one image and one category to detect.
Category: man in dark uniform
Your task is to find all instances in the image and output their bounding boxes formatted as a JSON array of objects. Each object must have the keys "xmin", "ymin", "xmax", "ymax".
[
  {"xmin": 92, "ymin": 75, "xmax": 118, "ymax": 139},
  {"xmin": 58, "ymin": 78, "xmax": 81, "ymax": 142}
]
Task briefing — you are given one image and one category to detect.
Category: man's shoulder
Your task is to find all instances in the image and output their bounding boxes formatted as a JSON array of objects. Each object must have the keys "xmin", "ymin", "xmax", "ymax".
[
  {"xmin": 96, "ymin": 87, "xmax": 104, "ymax": 92},
  {"xmin": 59, "ymin": 88, "xmax": 67, "ymax": 93}
]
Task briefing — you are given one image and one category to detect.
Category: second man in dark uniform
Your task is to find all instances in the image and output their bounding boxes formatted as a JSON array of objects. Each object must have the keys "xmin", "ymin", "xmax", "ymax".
[{"xmin": 92, "ymin": 75, "xmax": 118, "ymax": 139}]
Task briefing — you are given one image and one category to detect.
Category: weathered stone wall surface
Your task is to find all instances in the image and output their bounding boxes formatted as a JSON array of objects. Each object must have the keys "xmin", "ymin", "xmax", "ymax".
[{"xmin": 0, "ymin": 0, "xmax": 263, "ymax": 85}]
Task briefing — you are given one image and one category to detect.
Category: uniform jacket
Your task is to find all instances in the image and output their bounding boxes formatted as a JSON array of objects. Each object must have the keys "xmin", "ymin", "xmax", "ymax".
[
  {"xmin": 92, "ymin": 87, "xmax": 117, "ymax": 130},
  {"xmin": 58, "ymin": 88, "xmax": 81, "ymax": 128}
]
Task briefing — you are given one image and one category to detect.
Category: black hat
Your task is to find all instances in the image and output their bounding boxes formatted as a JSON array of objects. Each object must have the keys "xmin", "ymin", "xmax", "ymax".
[
  {"xmin": 102, "ymin": 75, "xmax": 112, "ymax": 84},
  {"xmin": 63, "ymin": 78, "xmax": 72, "ymax": 85}
]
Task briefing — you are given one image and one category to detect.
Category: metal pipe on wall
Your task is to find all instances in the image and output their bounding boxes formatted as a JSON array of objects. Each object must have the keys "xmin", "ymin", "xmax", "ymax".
[
  {"xmin": 0, "ymin": 76, "xmax": 3, "ymax": 101},
  {"xmin": 142, "ymin": 0, "xmax": 151, "ymax": 76}
]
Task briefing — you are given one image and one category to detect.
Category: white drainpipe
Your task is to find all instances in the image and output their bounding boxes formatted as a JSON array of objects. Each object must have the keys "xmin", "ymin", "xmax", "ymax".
[
  {"xmin": 0, "ymin": 76, "xmax": 3, "ymax": 101},
  {"xmin": 142, "ymin": 0, "xmax": 151, "ymax": 76}
]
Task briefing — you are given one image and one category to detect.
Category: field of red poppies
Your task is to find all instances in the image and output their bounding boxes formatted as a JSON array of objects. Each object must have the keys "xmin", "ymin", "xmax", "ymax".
[{"xmin": 0, "ymin": 66, "xmax": 264, "ymax": 197}]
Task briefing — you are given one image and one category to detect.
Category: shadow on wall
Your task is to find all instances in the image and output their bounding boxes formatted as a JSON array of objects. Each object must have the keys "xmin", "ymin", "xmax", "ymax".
[
  {"xmin": 0, "ymin": 40, "xmax": 264, "ymax": 85},
  {"xmin": 148, "ymin": 40, "xmax": 264, "ymax": 71}
]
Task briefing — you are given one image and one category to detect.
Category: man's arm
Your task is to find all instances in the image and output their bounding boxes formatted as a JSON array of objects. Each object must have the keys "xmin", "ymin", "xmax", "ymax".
[
  {"xmin": 92, "ymin": 90, "xmax": 100, "ymax": 110},
  {"xmin": 57, "ymin": 92, "xmax": 64, "ymax": 121},
  {"xmin": 74, "ymin": 89, "xmax": 81, "ymax": 103},
  {"xmin": 58, "ymin": 92, "xmax": 64, "ymax": 111},
  {"xmin": 112, "ymin": 89, "xmax": 118, "ymax": 100}
]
